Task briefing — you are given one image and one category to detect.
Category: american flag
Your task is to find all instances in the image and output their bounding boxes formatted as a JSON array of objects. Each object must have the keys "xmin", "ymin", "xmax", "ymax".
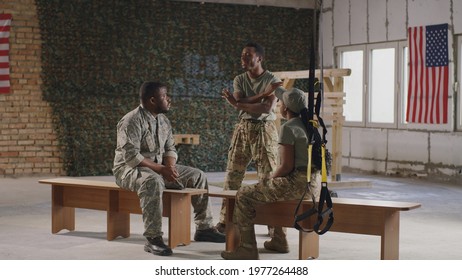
[
  {"xmin": 0, "ymin": 14, "xmax": 12, "ymax": 94},
  {"xmin": 406, "ymin": 23, "xmax": 448, "ymax": 124}
]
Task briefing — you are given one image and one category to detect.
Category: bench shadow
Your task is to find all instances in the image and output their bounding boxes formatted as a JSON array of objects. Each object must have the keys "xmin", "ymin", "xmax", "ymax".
[
  {"xmin": 169, "ymin": 250, "xmax": 224, "ymax": 259},
  {"xmin": 59, "ymin": 231, "xmax": 146, "ymax": 244},
  {"xmin": 59, "ymin": 231, "xmax": 107, "ymax": 240},
  {"xmin": 58, "ymin": 231, "xmax": 226, "ymax": 259}
]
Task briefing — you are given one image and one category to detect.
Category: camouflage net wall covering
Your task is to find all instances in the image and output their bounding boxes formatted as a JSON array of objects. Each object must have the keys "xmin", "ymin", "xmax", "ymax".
[{"xmin": 36, "ymin": 0, "xmax": 313, "ymax": 176}]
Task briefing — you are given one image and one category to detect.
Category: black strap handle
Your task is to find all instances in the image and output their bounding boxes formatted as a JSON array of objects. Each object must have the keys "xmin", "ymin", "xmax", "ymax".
[{"xmin": 313, "ymin": 182, "xmax": 334, "ymax": 234}]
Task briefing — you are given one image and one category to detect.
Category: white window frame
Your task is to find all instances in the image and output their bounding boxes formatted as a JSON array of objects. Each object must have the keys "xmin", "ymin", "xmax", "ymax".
[
  {"xmin": 337, "ymin": 45, "xmax": 366, "ymax": 127},
  {"xmin": 366, "ymin": 42, "xmax": 399, "ymax": 128},
  {"xmin": 457, "ymin": 36, "xmax": 462, "ymax": 131},
  {"xmin": 397, "ymin": 41, "xmax": 408, "ymax": 127},
  {"xmin": 337, "ymin": 43, "xmax": 399, "ymax": 128},
  {"xmin": 338, "ymin": 41, "xmax": 453, "ymax": 131}
]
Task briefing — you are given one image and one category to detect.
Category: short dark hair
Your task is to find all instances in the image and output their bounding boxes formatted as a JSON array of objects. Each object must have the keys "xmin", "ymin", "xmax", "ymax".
[
  {"xmin": 245, "ymin": 41, "xmax": 265, "ymax": 58},
  {"xmin": 139, "ymin": 81, "xmax": 167, "ymax": 104}
]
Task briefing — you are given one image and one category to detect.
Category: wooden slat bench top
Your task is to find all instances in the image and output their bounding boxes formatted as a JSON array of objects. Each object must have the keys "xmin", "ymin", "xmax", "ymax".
[
  {"xmin": 208, "ymin": 190, "xmax": 420, "ymax": 211},
  {"xmin": 209, "ymin": 189, "xmax": 421, "ymax": 260},
  {"xmin": 39, "ymin": 177, "xmax": 207, "ymax": 195},
  {"xmin": 330, "ymin": 197, "xmax": 420, "ymax": 210},
  {"xmin": 208, "ymin": 190, "xmax": 237, "ymax": 198},
  {"xmin": 39, "ymin": 177, "xmax": 207, "ymax": 248}
]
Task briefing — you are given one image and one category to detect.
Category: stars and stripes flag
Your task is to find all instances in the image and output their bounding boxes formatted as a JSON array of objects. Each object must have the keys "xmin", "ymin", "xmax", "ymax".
[
  {"xmin": 406, "ymin": 23, "xmax": 449, "ymax": 124},
  {"xmin": 0, "ymin": 14, "xmax": 12, "ymax": 94}
]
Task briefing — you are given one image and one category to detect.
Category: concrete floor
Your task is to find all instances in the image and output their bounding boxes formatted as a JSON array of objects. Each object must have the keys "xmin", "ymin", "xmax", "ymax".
[{"xmin": 0, "ymin": 172, "xmax": 461, "ymax": 260}]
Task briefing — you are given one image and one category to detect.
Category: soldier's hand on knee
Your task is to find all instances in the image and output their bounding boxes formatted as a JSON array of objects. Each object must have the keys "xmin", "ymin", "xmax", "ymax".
[{"xmin": 160, "ymin": 164, "xmax": 179, "ymax": 182}]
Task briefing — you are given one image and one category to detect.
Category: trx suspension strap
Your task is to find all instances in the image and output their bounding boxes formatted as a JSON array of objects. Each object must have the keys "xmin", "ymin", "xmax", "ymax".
[{"xmin": 294, "ymin": 0, "xmax": 334, "ymax": 235}]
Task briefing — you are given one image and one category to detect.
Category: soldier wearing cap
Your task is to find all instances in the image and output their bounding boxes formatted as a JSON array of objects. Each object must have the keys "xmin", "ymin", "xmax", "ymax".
[{"xmin": 221, "ymin": 88, "xmax": 321, "ymax": 260}]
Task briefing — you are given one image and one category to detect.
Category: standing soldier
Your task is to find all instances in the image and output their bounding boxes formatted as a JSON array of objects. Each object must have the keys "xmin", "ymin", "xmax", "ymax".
[{"xmin": 220, "ymin": 42, "xmax": 288, "ymax": 253}]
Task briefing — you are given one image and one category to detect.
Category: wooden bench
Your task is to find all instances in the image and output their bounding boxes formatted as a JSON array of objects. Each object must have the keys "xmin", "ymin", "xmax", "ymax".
[
  {"xmin": 39, "ymin": 177, "xmax": 207, "ymax": 248},
  {"xmin": 208, "ymin": 190, "xmax": 421, "ymax": 260}
]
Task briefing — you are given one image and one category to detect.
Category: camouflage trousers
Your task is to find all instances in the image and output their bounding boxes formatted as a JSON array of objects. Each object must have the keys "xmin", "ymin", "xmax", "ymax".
[
  {"xmin": 114, "ymin": 164, "xmax": 213, "ymax": 238},
  {"xmin": 233, "ymin": 169, "xmax": 321, "ymax": 228},
  {"xmin": 219, "ymin": 119, "xmax": 279, "ymax": 223}
]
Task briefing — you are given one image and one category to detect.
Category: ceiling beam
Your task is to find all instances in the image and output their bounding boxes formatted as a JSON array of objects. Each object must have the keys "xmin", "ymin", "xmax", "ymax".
[{"xmin": 171, "ymin": 0, "xmax": 315, "ymax": 9}]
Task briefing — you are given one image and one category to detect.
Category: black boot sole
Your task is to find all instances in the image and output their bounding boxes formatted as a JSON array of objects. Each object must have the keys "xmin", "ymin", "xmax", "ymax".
[{"xmin": 144, "ymin": 245, "xmax": 173, "ymax": 256}]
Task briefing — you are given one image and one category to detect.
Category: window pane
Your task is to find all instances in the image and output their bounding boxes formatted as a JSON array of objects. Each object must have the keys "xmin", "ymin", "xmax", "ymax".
[
  {"xmin": 370, "ymin": 48, "xmax": 395, "ymax": 123},
  {"xmin": 341, "ymin": 51, "xmax": 363, "ymax": 122}
]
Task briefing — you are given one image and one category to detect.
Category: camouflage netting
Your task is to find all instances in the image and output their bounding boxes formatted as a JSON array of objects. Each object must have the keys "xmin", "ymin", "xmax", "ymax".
[{"xmin": 36, "ymin": 0, "xmax": 314, "ymax": 176}]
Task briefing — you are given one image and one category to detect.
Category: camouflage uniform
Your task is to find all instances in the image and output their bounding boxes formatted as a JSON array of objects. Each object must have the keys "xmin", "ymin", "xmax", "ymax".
[
  {"xmin": 234, "ymin": 170, "xmax": 321, "ymax": 228},
  {"xmin": 224, "ymin": 119, "xmax": 279, "ymax": 186},
  {"xmin": 233, "ymin": 115, "xmax": 322, "ymax": 228},
  {"xmin": 219, "ymin": 70, "xmax": 285, "ymax": 223},
  {"xmin": 113, "ymin": 105, "xmax": 213, "ymax": 238}
]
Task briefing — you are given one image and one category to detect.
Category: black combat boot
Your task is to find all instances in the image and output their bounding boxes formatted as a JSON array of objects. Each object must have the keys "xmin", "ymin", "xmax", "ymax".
[
  {"xmin": 194, "ymin": 228, "xmax": 225, "ymax": 243},
  {"xmin": 144, "ymin": 236, "xmax": 173, "ymax": 256}
]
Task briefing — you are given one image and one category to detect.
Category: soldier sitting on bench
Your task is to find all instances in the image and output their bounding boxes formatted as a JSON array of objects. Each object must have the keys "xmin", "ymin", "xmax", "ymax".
[{"xmin": 113, "ymin": 81, "xmax": 225, "ymax": 256}]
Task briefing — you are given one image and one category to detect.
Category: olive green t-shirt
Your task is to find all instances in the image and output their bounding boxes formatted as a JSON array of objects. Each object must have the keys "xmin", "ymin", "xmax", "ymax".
[
  {"xmin": 278, "ymin": 117, "xmax": 309, "ymax": 168},
  {"xmin": 233, "ymin": 70, "xmax": 284, "ymax": 121}
]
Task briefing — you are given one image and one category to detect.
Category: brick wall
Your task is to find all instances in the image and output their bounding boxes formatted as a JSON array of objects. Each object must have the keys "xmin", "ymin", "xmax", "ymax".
[{"xmin": 0, "ymin": 0, "xmax": 63, "ymax": 177}]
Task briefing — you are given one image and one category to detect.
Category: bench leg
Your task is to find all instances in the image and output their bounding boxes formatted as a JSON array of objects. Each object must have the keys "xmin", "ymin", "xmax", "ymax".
[
  {"xmin": 299, "ymin": 230, "xmax": 319, "ymax": 260},
  {"xmin": 163, "ymin": 193, "xmax": 192, "ymax": 248},
  {"xmin": 107, "ymin": 212, "xmax": 130, "ymax": 240},
  {"xmin": 51, "ymin": 185, "xmax": 75, "ymax": 233},
  {"xmin": 381, "ymin": 211, "xmax": 400, "ymax": 260},
  {"xmin": 107, "ymin": 190, "xmax": 130, "ymax": 241},
  {"xmin": 224, "ymin": 198, "xmax": 240, "ymax": 251}
]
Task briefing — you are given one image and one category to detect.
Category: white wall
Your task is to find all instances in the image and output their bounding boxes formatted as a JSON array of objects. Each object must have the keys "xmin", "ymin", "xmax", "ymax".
[{"xmin": 323, "ymin": 0, "xmax": 462, "ymax": 182}]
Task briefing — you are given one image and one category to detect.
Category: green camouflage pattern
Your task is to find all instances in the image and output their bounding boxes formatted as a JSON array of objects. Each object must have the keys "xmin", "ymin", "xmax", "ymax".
[
  {"xmin": 35, "ymin": 0, "xmax": 313, "ymax": 176},
  {"xmin": 115, "ymin": 164, "xmax": 213, "ymax": 238},
  {"xmin": 219, "ymin": 119, "xmax": 278, "ymax": 223},
  {"xmin": 233, "ymin": 170, "xmax": 321, "ymax": 228}
]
